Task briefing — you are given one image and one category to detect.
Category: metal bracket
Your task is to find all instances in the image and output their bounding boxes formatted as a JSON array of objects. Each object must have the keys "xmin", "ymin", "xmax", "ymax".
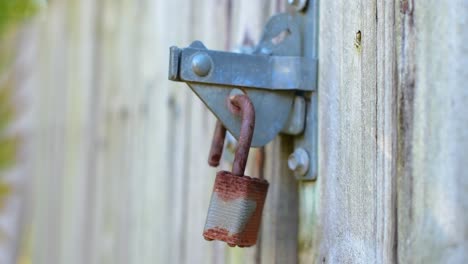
[
  {"xmin": 168, "ymin": 11, "xmax": 318, "ymax": 180},
  {"xmin": 289, "ymin": 0, "xmax": 319, "ymax": 181}
]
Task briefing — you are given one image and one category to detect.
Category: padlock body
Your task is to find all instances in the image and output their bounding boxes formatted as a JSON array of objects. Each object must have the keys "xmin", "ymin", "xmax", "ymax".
[{"xmin": 203, "ymin": 170, "xmax": 269, "ymax": 247}]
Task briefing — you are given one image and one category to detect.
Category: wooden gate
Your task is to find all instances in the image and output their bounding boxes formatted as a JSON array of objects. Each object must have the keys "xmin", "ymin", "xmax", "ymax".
[{"xmin": 2, "ymin": 0, "xmax": 467, "ymax": 263}]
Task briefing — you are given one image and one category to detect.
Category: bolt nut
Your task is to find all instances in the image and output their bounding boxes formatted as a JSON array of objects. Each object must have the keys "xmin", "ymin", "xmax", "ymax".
[
  {"xmin": 288, "ymin": 0, "xmax": 308, "ymax": 11},
  {"xmin": 288, "ymin": 148, "xmax": 309, "ymax": 176},
  {"xmin": 191, "ymin": 52, "xmax": 212, "ymax": 77}
]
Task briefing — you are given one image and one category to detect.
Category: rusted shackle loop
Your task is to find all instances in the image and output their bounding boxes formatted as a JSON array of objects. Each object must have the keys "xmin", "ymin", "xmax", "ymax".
[
  {"xmin": 208, "ymin": 121, "xmax": 226, "ymax": 167},
  {"xmin": 207, "ymin": 94, "xmax": 255, "ymax": 170},
  {"xmin": 228, "ymin": 94, "xmax": 255, "ymax": 176}
]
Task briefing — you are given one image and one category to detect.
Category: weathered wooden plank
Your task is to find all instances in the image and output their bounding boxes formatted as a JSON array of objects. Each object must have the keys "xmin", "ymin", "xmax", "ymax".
[
  {"xmin": 315, "ymin": 0, "xmax": 397, "ymax": 263},
  {"xmin": 396, "ymin": 0, "xmax": 468, "ymax": 263},
  {"xmin": 182, "ymin": 1, "xmax": 229, "ymax": 263},
  {"xmin": 31, "ymin": 1, "xmax": 76, "ymax": 263},
  {"xmin": 89, "ymin": 0, "xmax": 137, "ymax": 263},
  {"xmin": 163, "ymin": 0, "xmax": 193, "ymax": 263},
  {"xmin": 261, "ymin": 136, "xmax": 298, "ymax": 264}
]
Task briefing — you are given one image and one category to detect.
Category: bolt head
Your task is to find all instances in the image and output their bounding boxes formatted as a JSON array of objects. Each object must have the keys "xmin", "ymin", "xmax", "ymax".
[
  {"xmin": 288, "ymin": 155, "xmax": 299, "ymax": 170},
  {"xmin": 191, "ymin": 53, "xmax": 212, "ymax": 77},
  {"xmin": 287, "ymin": 148, "xmax": 309, "ymax": 176}
]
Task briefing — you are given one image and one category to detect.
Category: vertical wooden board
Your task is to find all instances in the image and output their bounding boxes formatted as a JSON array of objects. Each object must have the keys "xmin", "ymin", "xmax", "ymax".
[
  {"xmin": 131, "ymin": 0, "xmax": 173, "ymax": 263},
  {"xmin": 394, "ymin": 0, "xmax": 415, "ymax": 262},
  {"xmin": 112, "ymin": 1, "xmax": 144, "ymax": 263},
  {"xmin": 317, "ymin": 0, "xmax": 396, "ymax": 263},
  {"xmin": 374, "ymin": 1, "xmax": 397, "ymax": 263},
  {"xmin": 56, "ymin": 0, "xmax": 97, "ymax": 263},
  {"xmin": 164, "ymin": 0, "xmax": 193, "ymax": 263},
  {"xmin": 31, "ymin": 1, "xmax": 70, "ymax": 263},
  {"xmin": 183, "ymin": 0, "xmax": 228, "ymax": 263},
  {"xmin": 261, "ymin": 136, "xmax": 298, "ymax": 264},
  {"xmin": 86, "ymin": 0, "xmax": 136, "ymax": 263},
  {"xmin": 397, "ymin": 0, "xmax": 468, "ymax": 263}
]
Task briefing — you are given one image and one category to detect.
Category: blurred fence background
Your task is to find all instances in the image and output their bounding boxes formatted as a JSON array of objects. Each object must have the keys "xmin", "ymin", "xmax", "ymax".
[{"xmin": 1, "ymin": 0, "xmax": 468, "ymax": 264}]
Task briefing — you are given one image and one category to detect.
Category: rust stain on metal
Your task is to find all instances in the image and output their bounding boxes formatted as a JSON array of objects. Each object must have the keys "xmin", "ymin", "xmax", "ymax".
[
  {"xmin": 210, "ymin": 170, "xmax": 268, "ymax": 201},
  {"xmin": 203, "ymin": 171, "xmax": 268, "ymax": 247},
  {"xmin": 208, "ymin": 120, "xmax": 226, "ymax": 167}
]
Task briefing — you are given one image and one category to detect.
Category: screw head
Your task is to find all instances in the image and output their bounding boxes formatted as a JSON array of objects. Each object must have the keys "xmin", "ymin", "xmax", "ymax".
[
  {"xmin": 191, "ymin": 53, "xmax": 212, "ymax": 77},
  {"xmin": 288, "ymin": 148, "xmax": 309, "ymax": 176},
  {"xmin": 288, "ymin": 0, "xmax": 307, "ymax": 11}
]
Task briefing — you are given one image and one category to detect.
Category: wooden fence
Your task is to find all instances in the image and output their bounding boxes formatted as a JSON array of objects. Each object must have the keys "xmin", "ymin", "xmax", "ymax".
[{"xmin": 1, "ymin": 0, "xmax": 466, "ymax": 263}]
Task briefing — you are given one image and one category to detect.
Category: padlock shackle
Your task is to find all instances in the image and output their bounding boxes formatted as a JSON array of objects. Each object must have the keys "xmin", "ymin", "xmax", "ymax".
[
  {"xmin": 208, "ymin": 120, "xmax": 226, "ymax": 167},
  {"xmin": 229, "ymin": 95, "xmax": 255, "ymax": 176}
]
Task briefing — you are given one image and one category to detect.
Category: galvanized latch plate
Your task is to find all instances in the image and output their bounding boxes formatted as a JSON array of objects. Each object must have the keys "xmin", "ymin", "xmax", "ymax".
[
  {"xmin": 168, "ymin": 11, "xmax": 318, "ymax": 180},
  {"xmin": 169, "ymin": 13, "xmax": 317, "ymax": 148}
]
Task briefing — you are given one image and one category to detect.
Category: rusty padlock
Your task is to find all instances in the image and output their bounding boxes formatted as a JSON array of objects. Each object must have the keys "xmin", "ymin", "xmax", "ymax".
[{"xmin": 203, "ymin": 94, "xmax": 269, "ymax": 247}]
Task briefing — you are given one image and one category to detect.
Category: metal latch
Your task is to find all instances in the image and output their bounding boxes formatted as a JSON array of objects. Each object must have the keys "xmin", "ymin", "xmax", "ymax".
[{"xmin": 168, "ymin": 11, "xmax": 318, "ymax": 180}]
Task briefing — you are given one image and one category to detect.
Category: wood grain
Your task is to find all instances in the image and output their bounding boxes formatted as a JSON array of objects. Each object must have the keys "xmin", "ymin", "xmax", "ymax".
[
  {"xmin": 397, "ymin": 0, "xmax": 468, "ymax": 262},
  {"xmin": 316, "ymin": 0, "xmax": 397, "ymax": 262}
]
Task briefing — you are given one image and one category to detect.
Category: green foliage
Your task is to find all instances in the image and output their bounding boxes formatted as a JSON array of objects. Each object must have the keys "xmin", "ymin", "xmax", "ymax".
[
  {"xmin": 0, "ymin": 0, "xmax": 38, "ymax": 208},
  {"xmin": 0, "ymin": 78, "xmax": 17, "ymax": 210},
  {"xmin": 0, "ymin": 86, "xmax": 17, "ymax": 171},
  {"xmin": 0, "ymin": 0, "xmax": 38, "ymax": 71},
  {"xmin": 0, "ymin": 0, "xmax": 38, "ymax": 35},
  {"xmin": 0, "ymin": 82, "xmax": 14, "ymax": 133},
  {"xmin": 0, "ymin": 182, "xmax": 12, "ymax": 208}
]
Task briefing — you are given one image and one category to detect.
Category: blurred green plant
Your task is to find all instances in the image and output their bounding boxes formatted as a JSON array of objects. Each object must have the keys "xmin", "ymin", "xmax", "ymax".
[
  {"xmin": 0, "ymin": 0, "xmax": 38, "ymax": 35},
  {"xmin": 0, "ymin": 0, "xmax": 38, "ymax": 205},
  {"xmin": 0, "ymin": 83, "xmax": 18, "ymax": 171},
  {"xmin": 0, "ymin": 3, "xmax": 38, "ymax": 263},
  {"xmin": 0, "ymin": 78, "xmax": 16, "ymax": 206}
]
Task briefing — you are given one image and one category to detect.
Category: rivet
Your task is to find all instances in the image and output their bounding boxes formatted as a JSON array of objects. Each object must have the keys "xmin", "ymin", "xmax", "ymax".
[{"xmin": 191, "ymin": 53, "xmax": 212, "ymax": 77}]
